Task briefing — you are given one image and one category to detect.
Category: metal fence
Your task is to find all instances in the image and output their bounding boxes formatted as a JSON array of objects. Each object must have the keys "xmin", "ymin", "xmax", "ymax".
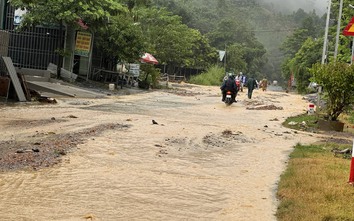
[{"xmin": 1, "ymin": 4, "xmax": 65, "ymax": 70}]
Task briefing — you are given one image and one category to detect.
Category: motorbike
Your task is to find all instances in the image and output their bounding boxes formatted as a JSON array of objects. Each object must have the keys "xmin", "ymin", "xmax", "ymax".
[{"xmin": 224, "ymin": 90, "xmax": 234, "ymax": 106}]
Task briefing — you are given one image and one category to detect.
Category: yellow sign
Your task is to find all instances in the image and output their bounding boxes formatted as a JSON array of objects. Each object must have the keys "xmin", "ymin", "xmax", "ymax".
[
  {"xmin": 348, "ymin": 25, "xmax": 354, "ymax": 33},
  {"xmin": 74, "ymin": 31, "xmax": 92, "ymax": 57}
]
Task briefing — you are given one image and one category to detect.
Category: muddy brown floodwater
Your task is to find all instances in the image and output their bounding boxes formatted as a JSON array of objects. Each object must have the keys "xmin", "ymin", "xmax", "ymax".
[{"xmin": 0, "ymin": 84, "xmax": 319, "ymax": 221}]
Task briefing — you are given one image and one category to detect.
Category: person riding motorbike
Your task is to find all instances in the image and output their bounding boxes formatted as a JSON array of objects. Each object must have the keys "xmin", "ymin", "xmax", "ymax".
[{"xmin": 220, "ymin": 73, "xmax": 238, "ymax": 102}]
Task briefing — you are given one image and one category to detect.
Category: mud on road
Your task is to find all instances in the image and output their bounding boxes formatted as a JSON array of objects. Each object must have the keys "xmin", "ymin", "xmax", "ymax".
[
  {"xmin": 0, "ymin": 85, "xmax": 286, "ymax": 172},
  {"xmin": 0, "ymin": 84, "xmax": 319, "ymax": 221}
]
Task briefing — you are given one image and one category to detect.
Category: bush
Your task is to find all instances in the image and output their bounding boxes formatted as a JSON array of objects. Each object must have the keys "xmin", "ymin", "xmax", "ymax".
[
  {"xmin": 189, "ymin": 65, "xmax": 225, "ymax": 86},
  {"xmin": 138, "ymin": 64, "xmax": 160, "ymax": 89},
  {"xmin": 310, "ymin": 62, "xmax": 354, "ymax": 121}
]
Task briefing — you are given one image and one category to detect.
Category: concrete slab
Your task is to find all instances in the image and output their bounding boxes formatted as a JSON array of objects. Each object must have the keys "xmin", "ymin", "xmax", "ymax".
[
  {"xmin": 27, "ymin": 81, "xmax": 107, "ymax": 98},
  {"xmin": 2, "ymin": 57, "xmax": 27, "ymax": 101}
]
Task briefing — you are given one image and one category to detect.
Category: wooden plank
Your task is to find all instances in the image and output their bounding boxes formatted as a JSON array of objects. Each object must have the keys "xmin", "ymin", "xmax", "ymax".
[
  {"xmin": 18, "ymin": 74, "xmax": 31, "ymax": 101},
  {"xmin": 2, "ymin": 57, "xmax": 27, "ymax": 101}
]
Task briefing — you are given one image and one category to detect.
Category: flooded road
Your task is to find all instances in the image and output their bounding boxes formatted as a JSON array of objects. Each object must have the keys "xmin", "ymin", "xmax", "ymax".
[{"xmin": 0, "ymin": 85, "xmax": 317, "ymax": 220}]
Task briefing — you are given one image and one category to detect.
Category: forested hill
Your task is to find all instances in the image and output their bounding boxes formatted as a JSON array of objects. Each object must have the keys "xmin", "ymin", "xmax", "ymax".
[
  {"xmin": 261, "ymin": 0, "xmax": 326, "ymax": 15},
  {"xmin": 154, "ymin": 0, "xmax": 325, "ymax": 82}
]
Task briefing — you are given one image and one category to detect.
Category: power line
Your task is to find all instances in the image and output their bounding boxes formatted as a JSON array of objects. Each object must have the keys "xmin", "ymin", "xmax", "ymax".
[{"xmin": 245, "ymin": 29, "xmax": 298, "ymax": 33}]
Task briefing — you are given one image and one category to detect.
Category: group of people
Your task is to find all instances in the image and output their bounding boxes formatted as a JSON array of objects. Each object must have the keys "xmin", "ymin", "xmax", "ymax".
[{"xmin": 220, "ymin": 72, "xmax": 267, "ymax": 102}]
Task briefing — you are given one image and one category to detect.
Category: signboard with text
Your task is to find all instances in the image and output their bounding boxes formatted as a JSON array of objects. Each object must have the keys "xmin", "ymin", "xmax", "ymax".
[
  {"xmin": 74, "ymin": 31, "xmax": 92, "ymax": 57},
  {"xmin": 129, "ymin": 64, "xmax": 140, "ymax": 77}
]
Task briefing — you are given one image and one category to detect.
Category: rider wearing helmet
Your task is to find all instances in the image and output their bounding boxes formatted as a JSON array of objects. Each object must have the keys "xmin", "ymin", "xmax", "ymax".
[{"xmin": 220, "ymin": 73, "xmax": 238, "ymax": 102}]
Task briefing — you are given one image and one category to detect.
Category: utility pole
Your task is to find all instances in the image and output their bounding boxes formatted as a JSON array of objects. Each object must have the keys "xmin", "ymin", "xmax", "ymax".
[
  {"xmin": 224, "ymin": 44, "xmax": 226, "ymax": 71},
  {"xmin": 322, "ymin": 0, "xmax": 332, "ymax": 64},
  {"xmin": 319, "ymin": 0, "xmax": 333, "ymax": 113},
  {"xmin": 334, "ymin": 0, "xmax": 344, "ymax": 59}
]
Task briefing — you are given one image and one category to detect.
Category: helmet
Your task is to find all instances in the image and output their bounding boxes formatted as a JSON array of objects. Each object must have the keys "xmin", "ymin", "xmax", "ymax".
[{"xmin": 228, "ymin": 72, "xmax": 233, "ymax": 77}]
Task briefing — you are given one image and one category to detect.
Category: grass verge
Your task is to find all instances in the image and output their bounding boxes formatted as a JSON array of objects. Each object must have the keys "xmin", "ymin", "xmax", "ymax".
[
  {"xmin": 283, "ymin": 111, "xmax": 354, "ymax": 134},
  {"xmin": 278, "ymin": 111, "xmax": 354, "ymax": 220},
  {"xmin": 276, "ymin": 143, "xmax": 354, "ymax": 221},
  {"xmin": 282, "ymin": 114, "xmax": 319, "ymax": 132}
]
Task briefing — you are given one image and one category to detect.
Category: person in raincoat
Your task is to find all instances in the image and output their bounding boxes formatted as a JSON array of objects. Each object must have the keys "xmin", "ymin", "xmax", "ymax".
[
  {"xmin": 220, "ymin": 73, "xmax": 238, "ymax": 102},
  {"xmin": 260, "ymin": 78, "xmax": 268, "ymax": 91},
  {"xmin": 246, "ymin": 76, "xmax": 258, "ymax": 99}
]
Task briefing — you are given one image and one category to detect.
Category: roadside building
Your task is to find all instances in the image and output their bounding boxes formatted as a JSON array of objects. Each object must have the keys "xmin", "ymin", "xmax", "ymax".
[{"xmin": 0, "ymin": 1, "xmax": 93, "ymax": 79}]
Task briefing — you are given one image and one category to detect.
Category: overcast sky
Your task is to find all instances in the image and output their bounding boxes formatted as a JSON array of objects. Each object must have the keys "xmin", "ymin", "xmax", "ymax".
[{"xmin": 261, "ymin": 0, "xmax": 328, "ymax": 15}]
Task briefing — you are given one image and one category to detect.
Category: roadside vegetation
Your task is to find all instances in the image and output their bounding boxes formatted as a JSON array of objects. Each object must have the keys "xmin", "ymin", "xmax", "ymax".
[
  {"xmin": 188, "ymin": 65, "xmax": 225, "ymax": 86},
  {"xmin": 11, "ymin": 0, "xmax": 328, "ymax": 86},
  {"xmin": 276, "ymin": 143, "xmax": 354, "ymax": 221},
  {"xmin": 282, "ymin": 114, "xmax": 318, "ymax": 132},
  {"xmin": 278, "ymin": 111, "xmax": 354, "ymax": 220},
  {"xmin": 343, "ymin": 110, "xmax": 354, "ymax": 125}
]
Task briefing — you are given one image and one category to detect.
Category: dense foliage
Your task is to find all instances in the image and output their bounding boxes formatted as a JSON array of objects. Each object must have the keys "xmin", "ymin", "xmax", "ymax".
[
  {"xmin": 10, "ymin": 0, "xmax": 126, "ymax": 30},
  {"xmin": 136, "ymin": 7, "xmax": 217, "ymax": 73},
  {"xmin": 12, "ymin": 0, "xmax": 354, "ymax": 93},
  {"xmin": 310, "ymin": 62, "xmax": 354, "ymax": 121},
  {"xmin": 189, "ymin": 65, "xmax": 225, "ymax": 86},
  {"xmin": 280, "ymin": 10, "xmax": 324, "ymax": 92},
  {"xmin": 281, "ymin": 0, "xmax": 354, "ymax": 94},
  {"xmin": 328, "ymin": 0, "xmax": 354, "ymax": 63},
  {"xmin": 9, "ymin": 0, "xmax": 127, "ymax": 78},
  {"xmin": 95, "ymin": 14, "xmax": 146, "ymax": 65}
]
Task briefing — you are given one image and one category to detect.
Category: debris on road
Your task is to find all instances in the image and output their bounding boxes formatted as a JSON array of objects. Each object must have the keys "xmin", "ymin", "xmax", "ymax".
[{"xmin": 246, "ymin": 104, "xmax": 283, "ymax": 110}]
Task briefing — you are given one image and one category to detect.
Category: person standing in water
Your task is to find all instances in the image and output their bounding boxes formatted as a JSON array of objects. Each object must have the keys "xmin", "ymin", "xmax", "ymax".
[{"xmin": 246, "ymin": 76, "xmax": 258, "ymax": 99}]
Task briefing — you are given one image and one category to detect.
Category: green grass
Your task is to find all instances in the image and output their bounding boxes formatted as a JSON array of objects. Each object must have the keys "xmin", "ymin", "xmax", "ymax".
[
  {"xmin": 189, "ymin": 65, "xmax": 225, "ymax": 86},
  {"xmin": 283, "ymin": 111, "xmax": 354, "ymax": 134},
  {"xmin": 282, "ymin": 114, "xmax": 319, "ymax": 132},
  {"xmin": 347, "ymin": 110, "xmax": 354, "ymax": 124},
  {"xmin": 279, "ymin": 113, "xmax": 354, "ymax": 220},
  {"xmin": 276, "ymin": 143, "xmax": 354, "ymax": 221}
]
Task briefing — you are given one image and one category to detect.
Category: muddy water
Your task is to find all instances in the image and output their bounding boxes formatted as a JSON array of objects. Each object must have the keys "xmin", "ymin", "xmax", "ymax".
[{"xmin": 0, "ymin": 87, "xmax": 317, "ymax": 220}]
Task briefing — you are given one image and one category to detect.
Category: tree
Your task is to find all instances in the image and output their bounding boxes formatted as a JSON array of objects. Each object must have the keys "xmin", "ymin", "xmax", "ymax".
[
  {"xmin": 9, "ymin": 0, "xmax": 127, "ymax": 78},
  {"xmin": 207, "ymin": 18, "xmax": 267, "ymax": 76},
  {"xmin": 225, "ymin": 44, "xmax": 246, "ymax": 73},
  {"xmin": 280, "ymin": 10, "xmax": 324, "ymax": 90},
  {"xmin": 280, "ymin": 29, "xmax": 312, "ymax": 57},
  {"xmin": 138, "ymin": 7, "xmax": 216, "ymax": 73},
  {"xmin": 310, "ymin": 62, "xmax": 354, "ymax": 121},
  {"xmin": 94, "ymin": 14, "xmax": 146, "ymax": 67},
  {"xmin": 10, "ymin": 0, "xmax": 126, "ymax": 28},
  {"xmin": 283, "ymin": 37, "xmax": 323, "ymax": 93},
  {"xmin": 188, "ymin": 29, "xmax": 218, "ymax": 69}
]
